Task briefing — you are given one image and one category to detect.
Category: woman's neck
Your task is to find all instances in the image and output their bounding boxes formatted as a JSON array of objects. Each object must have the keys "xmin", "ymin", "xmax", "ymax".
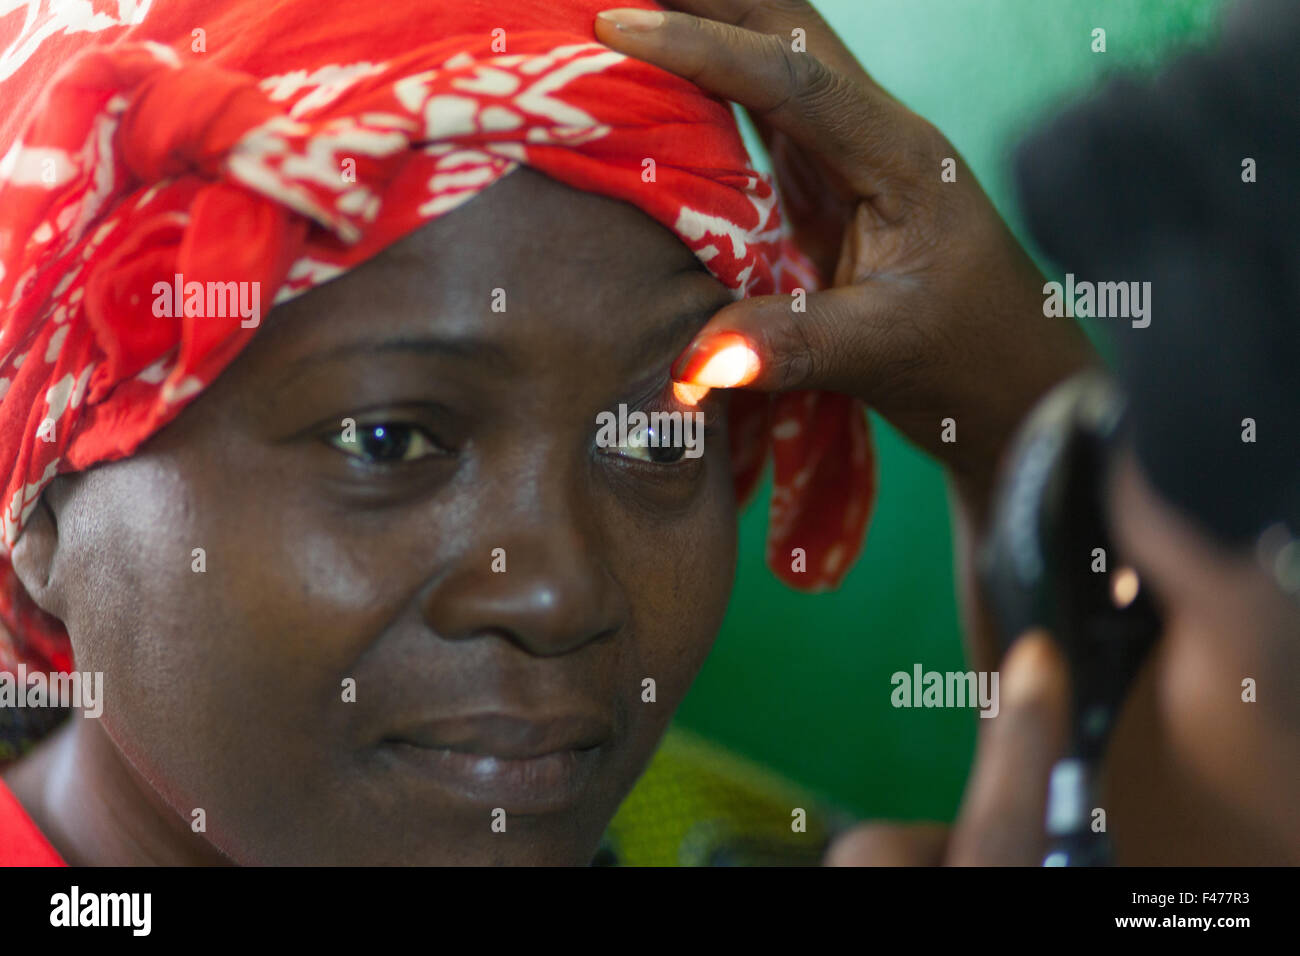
[{"xmin": 3, "ymin": 716, "xmax": 232, "ymax": 866}]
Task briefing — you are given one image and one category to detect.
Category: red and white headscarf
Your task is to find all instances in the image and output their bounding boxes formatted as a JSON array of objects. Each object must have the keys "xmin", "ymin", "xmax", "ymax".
[{"xmin": 0, "ymin": 0, "xmax": 875, "ymax": 677}]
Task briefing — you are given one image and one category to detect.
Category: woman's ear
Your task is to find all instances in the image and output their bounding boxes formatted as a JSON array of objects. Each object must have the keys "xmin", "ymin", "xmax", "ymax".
[{"xmin": 10, "ymin": 493, "xmax": 62, "ymax": 619}]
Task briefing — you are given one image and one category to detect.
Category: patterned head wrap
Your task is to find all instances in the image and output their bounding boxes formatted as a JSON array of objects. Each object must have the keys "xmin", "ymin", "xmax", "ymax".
[{"xmin": 0, "ymin": 0, "xmax": 875, "ymax": 685}]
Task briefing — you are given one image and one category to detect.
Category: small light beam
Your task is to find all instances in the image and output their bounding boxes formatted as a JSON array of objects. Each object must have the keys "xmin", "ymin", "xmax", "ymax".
[
  {"xmin": 1111, "ymin": 566, "xmax": 1140, "ymax": 608},
  {"xmin": 672, "ymin": 381, "xmax": 711, "ymax": 405}
]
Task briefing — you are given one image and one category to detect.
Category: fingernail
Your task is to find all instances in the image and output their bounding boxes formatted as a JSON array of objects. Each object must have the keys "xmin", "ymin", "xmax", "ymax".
[
  {"xmin": 596, "ymin": 8, "xmax": 665, "ymax": 31},
  {"xmin": 672, "ymin": 381, "xmax": 711, "ymax": 406},
  {"xmin": 673, "ymin": 332, "xmax": 761, "ymax": 388}
]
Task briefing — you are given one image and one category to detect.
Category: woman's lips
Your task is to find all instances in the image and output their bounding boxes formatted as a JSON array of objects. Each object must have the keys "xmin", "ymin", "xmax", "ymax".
[{"xmin": 379, "ymin": 712, "xmax": 612, "ymax": 814}]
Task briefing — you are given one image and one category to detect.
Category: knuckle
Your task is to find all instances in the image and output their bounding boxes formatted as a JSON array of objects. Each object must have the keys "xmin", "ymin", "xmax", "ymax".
[
  {"xmin": 797, "ymin": 52, "xmax": 841, "ymax": 104},
  {"xmin": 800, "ymin": 58, "xmax": 870, "ymax": 140},
  {"xmin": 756, "ymin": 29, "xmax": 797, "ymax": 79},
  {"xmin": 788, "ymin": 300, "xmax": 837, "ymax": 389},
  {"xmin": 759, "ymin": 37, "xmax": 842, "ymax": 120},
  {"xmin": 738, "ymin": 33, "xmax": 799, "ymax": 118},
  {"xmin": 773, "ymin": 304, "xmax": 820, "ymax": 390}
]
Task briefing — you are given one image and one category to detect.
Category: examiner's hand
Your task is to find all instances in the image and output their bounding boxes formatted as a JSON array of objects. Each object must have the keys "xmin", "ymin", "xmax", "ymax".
[
  {"xmin": 823, "ymin": 631, "xmax": 1070, "ymax": 866},
  {"xmin": 595, "ymin": 1, "xmax": 1096, "ymax": 493}
]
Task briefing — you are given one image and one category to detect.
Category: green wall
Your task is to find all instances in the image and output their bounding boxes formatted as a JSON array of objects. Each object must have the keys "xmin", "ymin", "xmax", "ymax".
[{"xmin": 673, "ymin": 0, "xmax": 1226, "ymax": 820}]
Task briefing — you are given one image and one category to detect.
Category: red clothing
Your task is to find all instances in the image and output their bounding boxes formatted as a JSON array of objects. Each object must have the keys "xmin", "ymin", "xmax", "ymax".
[{"xmin": 0, "ymin": 775, "xmax": 65, "ymax": 866}]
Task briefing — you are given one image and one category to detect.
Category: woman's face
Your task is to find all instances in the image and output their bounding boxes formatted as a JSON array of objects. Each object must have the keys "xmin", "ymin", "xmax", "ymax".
[{"xmin": 32, "ymin": 168, "xmax": 740, "ymax": 864}]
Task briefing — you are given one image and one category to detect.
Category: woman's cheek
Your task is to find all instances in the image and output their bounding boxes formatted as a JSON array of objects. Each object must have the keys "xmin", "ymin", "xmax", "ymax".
[
  {"xmin": 1158, "ymin": 615, "xmax": 1258, "ymax": 815},
  {"xmin": 61, "ymin": 463, "xmax": 339, "ymax": 831},
  {"xmin": 62, "ymin": 461, "xmax": 220, "ymax": 722},
  {"xmin": 651, "ymin": 461, "xmax": 738, "ymax": 698},
  {"xmin": 57, "ymin": 488, "xmax": 250, "ymax": 825}
]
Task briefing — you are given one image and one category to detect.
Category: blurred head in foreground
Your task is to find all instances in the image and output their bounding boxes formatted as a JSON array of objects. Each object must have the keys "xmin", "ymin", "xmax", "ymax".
[{"xmin": 1016, "ymin": 0, "xmax": 1300, "ymax": 862}]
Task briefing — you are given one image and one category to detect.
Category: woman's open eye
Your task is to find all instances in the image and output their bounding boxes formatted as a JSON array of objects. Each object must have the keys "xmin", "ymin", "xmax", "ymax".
[
  {"xmin": 599, "ymin": 386, "xmax": 724, "ymax": 468},
  {"xmin": 326, "ymin": 422, "xmax": 444, "ymax": 465},
  {"xmin": 615, "ymin": 423, "xmax": 688, "ymax": 465}
]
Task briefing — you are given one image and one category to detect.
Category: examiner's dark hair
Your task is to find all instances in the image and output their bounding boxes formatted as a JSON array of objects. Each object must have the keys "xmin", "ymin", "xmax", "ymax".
[{"xmin": 1013, "ymin": 0, "xmax": 1300, "ymax": 552}]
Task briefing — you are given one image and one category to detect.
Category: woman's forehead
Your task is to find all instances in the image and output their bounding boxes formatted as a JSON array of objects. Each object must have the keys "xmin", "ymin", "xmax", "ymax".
[
  {"xmin": 257, "ymin": 169, "xmax": 730, "ymax": 366},
  {"xmin": 381, "ymin": 167, "xmax": 706, "ymax": 278},
  {"xmin": 270, "ymin": 171, "xmax": 728, "ymax": 332}
]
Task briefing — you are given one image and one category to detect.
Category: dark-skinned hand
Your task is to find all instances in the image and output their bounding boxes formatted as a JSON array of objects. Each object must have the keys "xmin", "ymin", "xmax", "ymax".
[{"xmin": 595, "ymin": 1, "xmax": 1095, "ymax": 499}]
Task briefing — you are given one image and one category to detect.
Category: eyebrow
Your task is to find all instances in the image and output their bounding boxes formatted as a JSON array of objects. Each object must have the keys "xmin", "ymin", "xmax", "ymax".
[
  {"xmin": 634, "ymin": 291, "xmax": 734, "ymax": 363},
  {"xmin": 270, "ymin": 284, "xmax": 732, "ymax": 392},
  {"xmin": 273, "ymin": 334, "xmax": 514, "ymax": 391}
]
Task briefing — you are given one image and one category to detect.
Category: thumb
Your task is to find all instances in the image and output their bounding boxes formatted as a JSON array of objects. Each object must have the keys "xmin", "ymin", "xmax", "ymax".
[
  {"xmin": 669, "ymin": 283, "xmax": 898, "ymax": 396},
  {"xmin": 946, "ymin": 630, "xmax": 1071, "ymax": 866}
]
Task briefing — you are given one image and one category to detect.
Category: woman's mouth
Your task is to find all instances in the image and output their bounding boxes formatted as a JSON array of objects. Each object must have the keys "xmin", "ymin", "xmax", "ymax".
[{"xmin": 378, "ymin": 712, "xmax": 612, "ymax": 814}]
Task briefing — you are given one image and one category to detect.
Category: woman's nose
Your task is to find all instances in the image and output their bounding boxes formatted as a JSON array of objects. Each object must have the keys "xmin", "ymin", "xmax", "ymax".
[{"xmin": 417, "ymin": 484, "xmax": 627, "ymax": 657}]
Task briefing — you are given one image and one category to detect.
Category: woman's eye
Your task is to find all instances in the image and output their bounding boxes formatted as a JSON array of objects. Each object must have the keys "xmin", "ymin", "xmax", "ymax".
[
  {"xmin": 326, "ymin": 423, "xmax": 443, "ymax": 465},
  {"xmin": 611, "ymin": 423, "xmax": 689, "ymax": 465}
]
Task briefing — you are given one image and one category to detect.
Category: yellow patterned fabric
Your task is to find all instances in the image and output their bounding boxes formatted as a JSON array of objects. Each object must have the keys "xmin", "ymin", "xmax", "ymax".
[{"xmin": 597, "ymin": 725, "xmax": 850, "ymax": 866}]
